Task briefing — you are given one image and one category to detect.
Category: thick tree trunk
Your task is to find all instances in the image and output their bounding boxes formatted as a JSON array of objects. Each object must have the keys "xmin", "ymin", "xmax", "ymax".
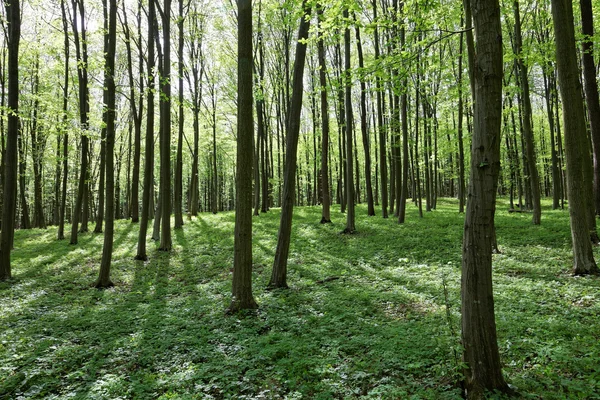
[
  {"xmin": 0, "ymin": 0, "xmax": 20, "ymax": 280},
  {"xmin": 461, "ymin": 0, "xmax": 512, "ymax": 396},
  {"xmin": 269, "ymin": 1, "xmax": 311, "ymax": 289},
  {"xmin": 228, "ymin": 0, "xmax": 258, "ymax": 313},
  {"xmin": 552, "ymin": 0, "xmax": 599, "ymax": 274},
  {"xmin": 580, "ymin": 0, "xmax": 600, "ymax": 217}
]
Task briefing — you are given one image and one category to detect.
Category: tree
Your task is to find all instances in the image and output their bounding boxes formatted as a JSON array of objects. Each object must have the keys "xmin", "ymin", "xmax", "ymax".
[
  {"xmin": 268, "ymin": 0, "xmax": 311, "ymax": 289},
  {"xmin": 317, "ymin": 4, "xmax": 331, "ymax": 224},
  {"xmin": 69, "ymin": 0, "xmax": 91, "ymax": 244},
  {"xmin": 158, "ymin": 0, "xmax": 172, "ymax": 251},
  {"xmin": 460, "ymin": 0, "xmax": 512, "ymax": 396},
  {"xmin": 57, "ymin": 0, "xmax": 70, "ymax": 240},
  {"xmin": 96, "ymin": 0, "xmax": 117, "ymax": 288},
  {"xmin": 0, "ymin": 0, "xmax": 20, "ymax": 281},
  {"xmin": 228, "ymin": 0, "xmax": 258, "ymax": 313},
  {"xmin": 579, "ymin": 0, "xmax": 600, "ymax": 218},
  {"xmin": 551, "ymin": 0, "xmax": 599, "ymax": 275},
  {"xmin": 342, "ymin": 8, "xmax": 355, "ymax": 233},
  {"xmin": 513, "ymin": 0, "xmax": 541, "ymax": 224}
]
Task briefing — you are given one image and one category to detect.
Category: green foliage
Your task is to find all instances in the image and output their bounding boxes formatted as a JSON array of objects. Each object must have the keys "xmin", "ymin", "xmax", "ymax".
[{"xmin": 1, "ymin": 199, "xmax": 599, "ymax": 398}]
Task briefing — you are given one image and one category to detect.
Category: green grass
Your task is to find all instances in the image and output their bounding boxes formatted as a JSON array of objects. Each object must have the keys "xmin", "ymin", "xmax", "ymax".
[{"xmin": 1, "ymin": 198, "xmax": 599, "ymax": 399}]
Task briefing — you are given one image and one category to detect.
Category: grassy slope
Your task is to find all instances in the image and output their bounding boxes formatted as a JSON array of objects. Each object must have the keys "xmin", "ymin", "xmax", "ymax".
[{"xmin": 1, "ymin": 198, "xmax": 599, "ymax": 399}]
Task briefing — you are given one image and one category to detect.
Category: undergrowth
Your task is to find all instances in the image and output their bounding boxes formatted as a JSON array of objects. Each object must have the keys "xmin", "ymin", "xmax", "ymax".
[{"xmin": 1, "ymin": 198, "xmax": 599, "ymax": 399}]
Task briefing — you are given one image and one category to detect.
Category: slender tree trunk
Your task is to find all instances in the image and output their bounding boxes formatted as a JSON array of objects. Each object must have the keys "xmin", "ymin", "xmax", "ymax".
[
  {"xmin": 343, "ymin": 8, "xmax": 356, "ymax": 233},
  {"xmin": 373, "ymin": 0, "xmax": 388, "ymax": 219},
  {"xmin": 159, "ymin": 0, "xmax": 172, "ymax": 250},
  {"xmin": 135, "ymin": 0, "xmax": 156, "ymax": 260},
  {"xmin": 70, "ymin": 0, "xmax": 91, "ymax": 244},
  {"xmin": 513, "ymin": 0, "xmax": 541, "ymax": 224},
  {"xmin": 317, "ymin": 5, "xmax": 331, "ymax": 224},
  {"xmin": 58, "ymin": 0, "xmax": 70, "ymax": 239},
  {"xmin": 269, "ymin": 1, "xmax": 311, "ymax": 289},
  {"xmin": 96, "ymin": 0, "xmax": 117, "ymax": 288},
  {"xmin": 355, "ymin": 19, "xmax": 374, "ymax": 216},
  {"xmin": 174, "ymin": 0, "xmax": 186, "ymax": 229},
  {"xmin": 457, "ymin": 26, "xmax": 466, "ymax": 213}
]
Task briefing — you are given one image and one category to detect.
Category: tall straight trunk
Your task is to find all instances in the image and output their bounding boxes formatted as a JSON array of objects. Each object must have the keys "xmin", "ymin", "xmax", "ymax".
[
  {"xmin": 457, "ymin": 26, "xmax": 466, "ymax": 213},
  {"xmin": 30, "ymin": 58, "xmax": 45, "ymax": 229},
  {"xmin": 542, "ymin": 66, "xmax": 561, "ymax": 209},
  {"xmin": 228, "ymin": 0, "xmax": 258, "ymax": 313},
  {"xmin": 94, "ymin": 0, "xmax": 109, "ymax": 233},
  {"xmin": 414, "ymin": 66, "xmax": 423, "ymax": 218},
  {"xmin": 513, "ymin": 0, "xmax": 541, "ymax": 224},
  {"xmin": 354, "ymin": 19, "xmax": 374, "ymax": 216},
  {"xmin": 317, "ymin": 5, "xmax": 331, "ymax": 223},
  {"xmin": 159, "ymin": 0, "xmax": 172, "ymax": 251},
  {"xmin": 373, "ymin": 0, "xmax": 388, "ymax": 218},
  {"xmin": 269, "ymin": 1, "xmax": 311, "ymax": 289},
  {"xmin": 580, "ymin": 0, "xmax": 600, "ymax": 216},
  {"xmin": 135, "ymin": 0, "xmax": 156, "ymax": 260},
  {"xmin": 174, "ymin": 0, "xmax": 186, "ymax": 229},
  {"xmin": 552, "ymin": 0, "xmax": 599, "ymax": 274},
  {"xmin": 70, "ymin": 0, "xmax": 91, "ymax": 244},
  {"xmin": 58, "ymin": 0, "xmax": 69, "ymax": 240},
  {"xmin": 0, "ymin": 0, "xmax": 20, "ymax": 280},
  {"xmin": 343, "ymin": 8, "xmax": 356, "ymax": 233},
  {"xmin": 398, "ymin": 25, "xmax": 410, "ymax": 223},
  {"xmin": 17, "ymin": 128, "xmax": 30, "ymax": 229},
  {"xmin": 461, "ymin": 0, "xmax": 512, "ymax": 395},
  {"xmin": 122, "ymin": 0, "xmax": 143, "ymax": 223},
  {"xmin": 96, "ymin": 0, "xmax": 117, "ymax": 288}
]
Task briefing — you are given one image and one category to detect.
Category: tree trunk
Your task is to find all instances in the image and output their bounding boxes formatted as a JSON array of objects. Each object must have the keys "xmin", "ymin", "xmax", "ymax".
[
  {"xmin": 228, "ymin": 0, "xmax": 258, "ymax": 313},
  {"xmin": 461, "ymin": 0, "xmax": 512, "ymax": 396},
  {"xmin": 0, "ymin": 0, "xmax": 20, "ymax": 280},
  {"xmin": 269, "ymin": 1, "xmax": 311, "ymax": 289},
  {"xmin": 96, "ymin": 0, "xmax": 117, "ymax": 288},
  {"xmin": 343, "ymin": 8, "xmax": 356, "ymax": 233},
  {"xmin": 159, "ymin": 0, "xmax": 172, "ymax": 251},
  {"xmin": 513, "ymin": 0, "xmax": 541, "ymax": 224},
  {"xmin": 552, "ymin": 0, "xmax": 599, "ymax": 275},
  {"xmin": 174, "ymin": 0, "xmax": 186, "ymax": 229},
  {"xmin": 58, "ymin": 0, "xmax": 69, "ymax": 240},
  {"xmin": 355, "ymin": 19, "xmax": 374, "ymax": 216},
  {"xmin": 135, "ymin": 0, "xmax": 156, "ymax": 261},
  {"xmin": 317, "ymin": 5, "xmax": 331, "ymax": 224}
]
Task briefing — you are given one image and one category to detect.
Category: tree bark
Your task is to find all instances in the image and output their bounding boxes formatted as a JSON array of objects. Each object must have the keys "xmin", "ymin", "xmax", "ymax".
[
  {"xmin": 551, "ymin": 0, "xmax": 599, "ymax": 275},
  {"xmin": 158, "ymin": 0, "xmax": 172, "ymax": 251},
  {"xmin": 513, "ymin": 0, "xmax": 541, "ymax": 224},
  {"xmin": 135, "ymin": 0, "xmax": 156, "ymax": 261},
  {"xmin": 96, "ymin": 0, "xmax": 117, "ymax": 288},
  {"xmin": 461, "ymin": 0, "xmax": 512, "ymax": 396},
  {"xmin": 228, "ymin": 0, "xmax": 258, "ymax": 313},
  {"xmin": 343, "ymin": 8, "xmax": 356, "ymax": 233},
  {"xmin": 269, "ymin": 1, "xmax": 311, "ymax": 289},
  {"xmin": 0, "ymin": 0, "xmax": 20, "ymax": 280},
  {"xmin": 317, "ymin": 5, "xmax": 331, "ymax": 224}
]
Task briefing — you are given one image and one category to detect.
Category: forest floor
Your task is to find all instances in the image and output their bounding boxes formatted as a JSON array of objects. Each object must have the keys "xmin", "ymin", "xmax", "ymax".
[{"xmin": 1, "ymin": 198, "xmax": 599, "ymax": 399}]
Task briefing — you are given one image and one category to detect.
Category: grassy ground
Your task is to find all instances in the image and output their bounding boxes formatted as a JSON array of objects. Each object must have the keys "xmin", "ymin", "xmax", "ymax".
[{"xmin": 1, "ymin": 198, "xmax": 599, "ymax": 399}]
